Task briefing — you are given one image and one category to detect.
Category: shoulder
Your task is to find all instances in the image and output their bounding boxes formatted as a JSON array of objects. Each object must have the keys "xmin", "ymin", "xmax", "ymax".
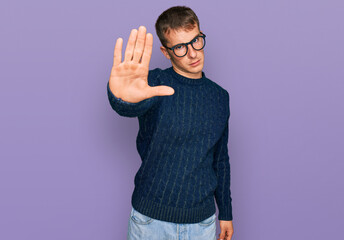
[
  {"xmin": 148, "ymin": 67, "xmax": 173, "ymax": 86},
  {"xmin": 148, "ymin": 67, "xmax": 172, "ymax": 86},
  {"xmin": 147, "ymin": 68, "xmax": 163, "ymax": 86},
  {"xmin": 148, "ymin": 67, "xmax": 163, "ymax": 77},
  {"xmin": 204, "ymin": 75, "xmax": 230, "ymax": 118},
  {"xmin": 205, "ymin": 76, "xmax": 230, "ymax": 101}
]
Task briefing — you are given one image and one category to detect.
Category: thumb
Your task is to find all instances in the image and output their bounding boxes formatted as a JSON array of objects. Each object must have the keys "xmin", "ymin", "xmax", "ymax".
[{"xmin": 148, "ymin": 85, "xmax": 175, "ymax": 97}]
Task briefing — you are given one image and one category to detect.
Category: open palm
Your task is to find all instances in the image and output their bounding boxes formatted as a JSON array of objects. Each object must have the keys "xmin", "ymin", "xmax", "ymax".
[{"xmin": 108, "ymin": 26, "xmax": 175, "ymax": 103}]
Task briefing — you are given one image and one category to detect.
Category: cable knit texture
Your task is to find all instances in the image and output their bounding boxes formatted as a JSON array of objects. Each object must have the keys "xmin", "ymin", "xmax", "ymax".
[{"xmin": 107, "ymin": 67, "xmax": 233, "ymax": 223}]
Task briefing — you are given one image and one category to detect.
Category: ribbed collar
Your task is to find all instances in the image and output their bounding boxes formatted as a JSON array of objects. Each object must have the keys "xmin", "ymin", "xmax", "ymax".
[{"xmin": 168, "ymin": 67, "xmax": 207, "ymax": 86}]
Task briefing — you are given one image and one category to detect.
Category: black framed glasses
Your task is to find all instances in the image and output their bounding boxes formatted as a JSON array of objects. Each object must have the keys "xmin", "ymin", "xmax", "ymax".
[{"xmin": 164, "ymin": 32, "xmax": 206, "ymax": 57}]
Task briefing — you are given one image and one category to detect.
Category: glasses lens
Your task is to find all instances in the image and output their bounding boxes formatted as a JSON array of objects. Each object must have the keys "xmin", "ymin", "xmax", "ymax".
[
  {"xmin": 173, "ymin": 44, "xmax": 187, "ymax": 57},
  {"xmin": 191, "ymin": 36, "xmax": 205, "ymax": 50}
]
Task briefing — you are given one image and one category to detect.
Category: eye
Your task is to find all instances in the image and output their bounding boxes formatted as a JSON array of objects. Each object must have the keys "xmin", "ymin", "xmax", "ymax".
[
  {"xmin": 174, "ymin": 45, "xmax": 184, "ymax": 50},
  {"xmin": 192, "ymin": 37, "xmax": 199, "ymax": 43}
]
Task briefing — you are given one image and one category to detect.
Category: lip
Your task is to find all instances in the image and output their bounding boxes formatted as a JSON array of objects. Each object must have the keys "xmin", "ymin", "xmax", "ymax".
[{"xmin": 190, "ymin": 59, "xmax": 200, "ymax": 66}]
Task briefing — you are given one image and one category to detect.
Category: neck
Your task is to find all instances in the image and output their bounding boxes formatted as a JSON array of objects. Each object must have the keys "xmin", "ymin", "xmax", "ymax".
[{"xmin": 171, "ymin": 66, "xmax": 203, "ymax": 79}]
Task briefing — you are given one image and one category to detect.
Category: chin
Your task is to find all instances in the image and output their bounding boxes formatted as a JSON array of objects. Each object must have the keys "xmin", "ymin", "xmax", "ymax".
[{"xmin": 189, "ymin": 65, "xmax": 203, "ymax": 74}]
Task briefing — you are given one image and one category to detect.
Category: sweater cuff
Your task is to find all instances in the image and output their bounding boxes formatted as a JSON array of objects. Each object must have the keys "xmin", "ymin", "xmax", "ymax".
[{"xmin": 218, "ymin": 204, "xmax": 233, "ymax": 221}]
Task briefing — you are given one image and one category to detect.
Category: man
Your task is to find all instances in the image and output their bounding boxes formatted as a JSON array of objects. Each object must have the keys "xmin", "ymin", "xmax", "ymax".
[{"xmin": 107, "ymin": 6, "xmax": 234, "ymax": 240}]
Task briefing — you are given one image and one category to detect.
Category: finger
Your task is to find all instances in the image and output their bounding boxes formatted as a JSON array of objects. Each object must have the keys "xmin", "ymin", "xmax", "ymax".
[
  {"xmin": 141, "ymin": 33, "xmax": 153, "ymax": 66},
  {"xmin": 113, "ymin": 37, "xmax": 123, "ymax": 67},
  {"xmin": 124, "ymin": 29, "xmax": 138, "ymax": 62},
  {"xmin": 224, "ymin": 231, "xmax": 231, "ymax": 240},
  {"xmin": 218, "ymin": 231, "xmax": 226, "ymax": 240},
  {"xmin": 132, "ymin": 26, "xmax": 147, "ymax": 63},
  {"xmin": 227, "ymin": 231, "xmax": 233, "ymax": 240}
]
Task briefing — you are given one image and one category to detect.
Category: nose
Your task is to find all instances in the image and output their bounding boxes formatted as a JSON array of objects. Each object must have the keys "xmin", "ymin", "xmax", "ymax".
[{"xmin": 187, "ymin": 44, "xmax": 197, "ymax": 58}]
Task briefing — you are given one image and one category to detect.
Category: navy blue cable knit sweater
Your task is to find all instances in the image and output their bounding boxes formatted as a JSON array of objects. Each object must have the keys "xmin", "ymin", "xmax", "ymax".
[{"xmin": 107, "ymin": 67, "xmax": 232, "ymax": 223}]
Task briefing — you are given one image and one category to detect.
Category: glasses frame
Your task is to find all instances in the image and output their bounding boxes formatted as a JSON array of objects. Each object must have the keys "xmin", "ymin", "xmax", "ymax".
[{"xmin": 163, "ymin": 32, "xmax": 206, "ymax": 57}]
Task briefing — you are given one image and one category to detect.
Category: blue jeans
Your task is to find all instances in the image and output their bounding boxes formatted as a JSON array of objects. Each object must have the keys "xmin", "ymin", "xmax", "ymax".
[{"xmin": 127, "ymin": 207, "xmax": 216, "ymax": 240}]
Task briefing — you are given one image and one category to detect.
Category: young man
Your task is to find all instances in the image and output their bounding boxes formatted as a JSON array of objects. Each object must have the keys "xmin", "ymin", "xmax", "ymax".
[{"xmin": 107, "ymin": 6, "xmax": 234, "ymax": 240}]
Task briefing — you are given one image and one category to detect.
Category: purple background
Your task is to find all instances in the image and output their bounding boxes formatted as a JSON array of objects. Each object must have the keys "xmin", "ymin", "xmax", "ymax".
[{"xmin": 1, "ymin": 0, "xmax": 343, "ymax": 239}]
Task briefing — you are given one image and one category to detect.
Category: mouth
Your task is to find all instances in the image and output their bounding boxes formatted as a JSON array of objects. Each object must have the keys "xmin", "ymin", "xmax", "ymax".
[{"xmin": 190, "ymin": 59, "xmax": 201, "ymax": 66}]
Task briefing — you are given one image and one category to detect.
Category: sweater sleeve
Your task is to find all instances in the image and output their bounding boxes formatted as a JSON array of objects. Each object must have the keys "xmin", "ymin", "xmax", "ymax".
[
  {"xmin": 106, "ymin": 70, "xmax": 161, "ymax": 118},
  {"xmin": 212, "ymin": 92, "xmax": 233, "ymax": 221}
]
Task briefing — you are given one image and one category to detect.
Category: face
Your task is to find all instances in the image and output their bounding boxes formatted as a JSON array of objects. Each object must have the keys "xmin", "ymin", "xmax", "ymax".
[{"xmin": 160, "ymin": 26, "xmax": 205, "ymax": 79}]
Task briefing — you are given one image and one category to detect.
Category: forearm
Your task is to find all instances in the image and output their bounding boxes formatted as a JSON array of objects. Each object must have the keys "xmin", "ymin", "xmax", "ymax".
[
  {"xmin": 213, "ymin": 95, "xmax": 233, "ymax": 220},
  {"xmin": 214, "ymin": 156, "xmax": 233, "ymax": 221}
]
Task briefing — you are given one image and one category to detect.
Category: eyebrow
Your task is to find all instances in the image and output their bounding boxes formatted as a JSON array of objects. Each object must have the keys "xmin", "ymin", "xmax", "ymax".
[{"xmin": 173, "ymin": 32, "xmax": 200, "ymax": 46}]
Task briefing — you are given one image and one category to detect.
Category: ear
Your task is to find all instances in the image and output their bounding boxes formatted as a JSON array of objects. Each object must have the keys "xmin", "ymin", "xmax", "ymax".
[{"xmin": 160, "ymin": 46, "xmax": 171, "ymax": 60}]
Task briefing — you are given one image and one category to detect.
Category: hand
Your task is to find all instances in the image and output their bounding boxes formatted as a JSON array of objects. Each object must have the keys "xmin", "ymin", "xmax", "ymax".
[
  {"xmin": 109, "ymin": 26, "xmax": 175, "ymax": 103},
  {"xmin": 218, "ymin": 220, "xmax": 234, "ymax": 240}
]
